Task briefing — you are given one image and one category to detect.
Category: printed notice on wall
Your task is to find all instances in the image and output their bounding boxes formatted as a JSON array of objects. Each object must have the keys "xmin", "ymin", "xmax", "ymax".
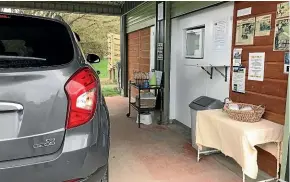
[
  {"xmin": 157, "ymin": 2, "xmax": 164, "ymax": 21},
  {"xmin": 255, "ymin": 14, "xmax": 271, "ymax": 36},
  {"xmin": 248, "ymin": 52, "xmax": 265, "ymax": 81},
  {"xmin": 273, "ymin": 17, "xmax": 289, "ymax": 51},
  {"xmin": 233, "ymin": 48, "xmax": 242, "ymax": 66},
  {"xmin": 237, "ymin": 7, "xmax": 252, "ymax": 17},
  {"xmin": 157, "ymin": 43, "xmax": 164, "ymax": 61},
  {"xmin": 285, "ymin": 52, "xmax": 289, "ymax": 74},
  {"xmin": 235, "ymin": 17, "xmax": 255, "ymax": 45},
  {"xmin": 277, "ymin": 2, "xmax": 289, "ymax": 19},
  {"xmin": 232, "ymin": 67, "xmax": 246, "ymax": 93},
  {"xmin": 213, "ymin": 19, "xmax": 228, "ymax": 51}
]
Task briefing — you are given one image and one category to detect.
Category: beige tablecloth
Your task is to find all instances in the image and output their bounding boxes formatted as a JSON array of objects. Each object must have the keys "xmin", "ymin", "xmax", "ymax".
[{"xmin": 196, "ymin": 109, "xmax": 283, "ymax": 179}]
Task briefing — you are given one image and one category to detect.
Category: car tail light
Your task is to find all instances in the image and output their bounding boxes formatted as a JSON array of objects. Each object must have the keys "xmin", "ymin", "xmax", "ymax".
[
  {"xmin": 0, "ymin": 14, "xmax": 10, "ymax": 19},
  {"xmin": 63, "ymin": 179, "xmax": 82, "ymax": 182},
  {"xmin": 65, "ymin": 67, "xmax": 98, "ymax": 129}
]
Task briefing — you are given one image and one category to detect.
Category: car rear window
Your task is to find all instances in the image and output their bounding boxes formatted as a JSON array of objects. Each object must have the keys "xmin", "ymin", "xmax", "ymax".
[{"xmin": 0, "ymin": 14, "xmax": 74, "ymax": 68}]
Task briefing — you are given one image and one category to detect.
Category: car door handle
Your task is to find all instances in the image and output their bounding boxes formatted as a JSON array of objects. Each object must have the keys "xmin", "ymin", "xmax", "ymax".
[{"xmin": 0, "ymin": 102, "xmax": 23, "ymax": 112}]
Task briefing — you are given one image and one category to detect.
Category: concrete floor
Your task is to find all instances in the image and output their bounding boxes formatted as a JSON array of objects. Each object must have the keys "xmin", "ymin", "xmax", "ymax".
[{"xmin": 106, "ymin": 96, "xmax": 264, "ymax": 182}]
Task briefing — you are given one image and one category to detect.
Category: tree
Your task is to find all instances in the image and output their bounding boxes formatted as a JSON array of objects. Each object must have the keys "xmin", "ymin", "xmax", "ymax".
[{"xmin": 1, "ymin": 8, "xmax": 120, "ymax": 58}]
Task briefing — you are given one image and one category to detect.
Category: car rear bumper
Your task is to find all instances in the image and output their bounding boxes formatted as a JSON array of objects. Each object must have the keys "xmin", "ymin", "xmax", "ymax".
[
  {"xmin": 0, "ymin": 131, "xmax": 109, "ymax": 182},
  {"xmin": 84, "ymin": 164, "xmax": 107, "ymax": 182}
]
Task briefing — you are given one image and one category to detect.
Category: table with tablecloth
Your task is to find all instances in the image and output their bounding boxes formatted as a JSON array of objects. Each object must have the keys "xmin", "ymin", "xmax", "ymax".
[{"xmin": 195, "ymin": 109, "xmax": 284, "ymax": 180}]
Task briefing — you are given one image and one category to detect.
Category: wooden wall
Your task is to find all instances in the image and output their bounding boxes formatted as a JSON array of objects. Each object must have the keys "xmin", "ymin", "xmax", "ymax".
[
  {"xmin": 127, "ymin": 27, "xmax": 151, "ymax": 96},
  {"xmin": 230, "ymin": 1, "xmax": 288, "ymax": 176}
]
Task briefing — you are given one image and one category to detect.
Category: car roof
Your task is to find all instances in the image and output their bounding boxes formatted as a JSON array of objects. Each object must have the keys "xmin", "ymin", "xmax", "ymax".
[{"xmin": 0, "ymin": 12, "xmax": 67, "ymax": 26}]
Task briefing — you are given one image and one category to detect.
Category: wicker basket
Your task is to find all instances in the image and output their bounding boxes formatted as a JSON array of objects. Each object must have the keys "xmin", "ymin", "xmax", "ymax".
[{"xmin": 223, "ymin": 102, "xmax": 265, "ymax": 123}]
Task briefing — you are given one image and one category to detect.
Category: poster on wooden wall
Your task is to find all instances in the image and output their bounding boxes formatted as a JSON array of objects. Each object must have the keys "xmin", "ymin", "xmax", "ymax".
[
  {"xmin": 213, "ymin": 18, "xmax": 228, "ymax": 51},
  {"xmin": 255, "ymin": 14, "xmax": 271, "ymax": 36},
  {"xmin": 285, "ymin": 52, "xmax": 289, "ymax": 74},
  {"xmin": 232, "ymin": 67, "xmax": 246, "ymax": 93},
  {"xmin": 233, "ymin": 48, "xmax": 242, "ymax": 66},
  {"xmin": 248, "ymin": 52, "xmax": 265, "ymax": 81},
  {"xmin": 273, "ymin": 17, "xmax": 289, "ymax": 51},
  {"xmin": 235, "ymin": 17, "xmax": 255, "ymax": 45},
  {"xmin": 276, "ymin": 2, "xmax": 289, "ymax": 19}
]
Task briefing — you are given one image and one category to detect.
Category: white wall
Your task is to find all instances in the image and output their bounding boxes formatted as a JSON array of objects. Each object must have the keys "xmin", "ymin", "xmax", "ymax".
[{"xmin": 170, "ymin": 2, "xmax": 234, "ymax": 127}]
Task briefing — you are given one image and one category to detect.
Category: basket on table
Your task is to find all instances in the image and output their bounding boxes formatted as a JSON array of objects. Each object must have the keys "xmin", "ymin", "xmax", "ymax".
[{"xmin": 223, "ymin": 98, "xmax": 265, "ymax": 123}]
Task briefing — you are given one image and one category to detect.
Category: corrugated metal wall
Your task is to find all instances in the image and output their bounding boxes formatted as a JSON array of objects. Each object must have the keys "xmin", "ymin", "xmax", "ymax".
[
  {"xmin": 126, "ymin": 2, "xmax": 156, "ymax": 33},
  {"xmin": 125, "ymin": 1, "xmax": 224, "ymax": 33},
  {"xmin": 170, "ymin": 1, "xmax": 222, "ymax": 18}
]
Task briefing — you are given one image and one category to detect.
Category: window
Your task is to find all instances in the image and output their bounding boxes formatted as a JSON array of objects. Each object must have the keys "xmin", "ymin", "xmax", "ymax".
[
  {"xmin": 0, "ymin": 14, "xmax": 74, "ymax": 68},
  {"xmin": 185, "ymin": 26, "xmax": 205, "ymax": 59},
  {"xmin": 1, "ymin": 40, "xmax": 32, "ymax": 57}
]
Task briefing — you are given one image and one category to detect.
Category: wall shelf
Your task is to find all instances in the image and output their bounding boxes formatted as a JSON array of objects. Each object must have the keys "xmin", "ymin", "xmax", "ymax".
[{"xmin": 184, "ymin": 64, "xmax": 229, "ymax": 82}]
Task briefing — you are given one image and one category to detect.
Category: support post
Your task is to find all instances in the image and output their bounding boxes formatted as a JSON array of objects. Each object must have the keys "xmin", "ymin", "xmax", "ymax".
[
  {"xmin": 155, "ymin": 2, "xmax": 165, "ymax": 71},
  {"xmin": 280, "ymin": 72, "xmax": 290, "ymax": 180},
  {"xmin": 120, "ymin": 15, "xmax": 128, "ymax": 97},
  {"xmin": 162, "ymin": 1, "xmax": 171, "ymax": 124}
]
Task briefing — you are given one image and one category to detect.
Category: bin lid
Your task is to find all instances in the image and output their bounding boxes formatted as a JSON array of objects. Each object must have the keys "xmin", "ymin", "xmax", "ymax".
[{"xmin": 189, "ymin": 96, "xmax": 223, "ymax": 110}]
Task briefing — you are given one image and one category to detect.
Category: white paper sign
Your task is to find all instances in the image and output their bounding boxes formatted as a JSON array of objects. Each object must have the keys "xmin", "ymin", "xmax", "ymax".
[
  {"xmin": 248, "ymin": 52, "xmax": 265, "ymax": 81},
  {"xmin": 233, "ymin": 48, "xmax": 242, "ymax": 66},
  {"xmin": 232, "ymin": 67, "xmax": 246, "ymax": 93},
  {"xmin": 237, "ymin": 7, "xmax": 252, "ymax": 17},
  {"xmin": 213, "ymin": 19, "xmax": 228, "ymax": 51},
  {"xmin": 157, "ymin": 2, "xmax": 164, "ymax": 21}
]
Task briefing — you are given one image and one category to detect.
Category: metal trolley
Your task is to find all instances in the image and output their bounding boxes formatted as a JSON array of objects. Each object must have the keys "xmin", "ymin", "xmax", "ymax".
[{"xmin": 126, "ymin": 80, "xmax": 163, "ymax": 128}]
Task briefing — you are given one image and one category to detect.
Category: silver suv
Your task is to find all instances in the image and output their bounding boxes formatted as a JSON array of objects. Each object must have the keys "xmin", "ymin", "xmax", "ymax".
[{"xmin": 0, "ymin": 13, "xmax": 110, "ymax": 182}]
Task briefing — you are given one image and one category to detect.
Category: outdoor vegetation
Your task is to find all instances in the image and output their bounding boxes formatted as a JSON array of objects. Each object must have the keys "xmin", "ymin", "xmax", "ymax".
[{"xmin": 0, "ymin": 8, "xmax": 121, "ymax": 96}]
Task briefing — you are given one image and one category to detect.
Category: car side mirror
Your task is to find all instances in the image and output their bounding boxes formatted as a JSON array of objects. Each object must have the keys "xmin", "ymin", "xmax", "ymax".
[{"xmin": 87, "ymin": 54, "xmax": 100, "ymax": 64}]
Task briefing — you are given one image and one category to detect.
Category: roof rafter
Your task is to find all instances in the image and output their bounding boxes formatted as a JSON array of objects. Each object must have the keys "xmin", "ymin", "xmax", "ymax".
[{"xmin": 0, "ymin": 1, "xmax": 122, "ymax": 16}]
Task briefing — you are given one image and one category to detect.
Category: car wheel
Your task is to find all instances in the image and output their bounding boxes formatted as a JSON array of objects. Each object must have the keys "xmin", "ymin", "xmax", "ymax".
[{"xmin": 101, "ymin": 166, "xmax": 108, "ymax": 182}]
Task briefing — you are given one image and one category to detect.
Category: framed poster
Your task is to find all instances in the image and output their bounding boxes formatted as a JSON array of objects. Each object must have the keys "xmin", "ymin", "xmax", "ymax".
[
  {"xmin": 255, "ymin": 14, "xmax": 271, "ymax": 36},
  {"xmin": 235, "ymin": 17, "xmax": 255, "ymax": 45},
  {"xmin": 277, "ymin": 2, "xmax": 289, "ymax": 19},
  {"xmin": 273, "ymin": 17, "xmax": 289, "ymax": 51}
]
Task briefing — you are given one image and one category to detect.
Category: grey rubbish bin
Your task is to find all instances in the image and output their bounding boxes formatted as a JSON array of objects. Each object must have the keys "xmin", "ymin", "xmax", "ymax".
[{"xmin": 189, "ymin": 96, "xmax": 224, "ymax": 150}]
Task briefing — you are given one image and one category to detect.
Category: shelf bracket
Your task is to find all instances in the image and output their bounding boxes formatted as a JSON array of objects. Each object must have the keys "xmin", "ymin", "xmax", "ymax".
[
  {"xmin": 214, "ymin": 66, "xmax": 228, "ymax": 82},
  {"xmin": 201, "ymin": 66, "xmax": 213, "ymax": 79}
]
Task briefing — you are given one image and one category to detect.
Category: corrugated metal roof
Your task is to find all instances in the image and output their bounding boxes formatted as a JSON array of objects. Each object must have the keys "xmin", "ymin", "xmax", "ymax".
[{"xmin": 0, "ymin": 1, "xmax": 137, "ymax": 15}]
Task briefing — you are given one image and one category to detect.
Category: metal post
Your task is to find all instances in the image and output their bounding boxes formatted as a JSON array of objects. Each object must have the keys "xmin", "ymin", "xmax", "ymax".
[
  {"xmin": 242, "ymin": 171, "xmax": 245, "ymax": 182},
  {"xmin": 120, "ymin": 15, "xmax": 128, "ymax": 97},
  {"xmin": 280, "ymin": 72, "xmax": 290, "ymax": 180},
  {"xmin": 162, "ymin": 1, "xmax": 171, "ymax": 124}
]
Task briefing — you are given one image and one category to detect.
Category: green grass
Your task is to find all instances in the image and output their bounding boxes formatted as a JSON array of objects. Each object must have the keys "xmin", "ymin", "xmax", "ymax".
[
  {"xmin": 91, "ymin": 59, "xmax": 108, "ymax": 79},
  {"xmin": 92, "ymin": 59, "xmax": 120, "ymax": 97},
  {"xmin": 101, "ymin": 85, "xmax": 120, "ymax": 97}
]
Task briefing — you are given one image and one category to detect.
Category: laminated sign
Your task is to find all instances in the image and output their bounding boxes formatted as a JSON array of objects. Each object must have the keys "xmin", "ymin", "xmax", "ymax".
[
  {"xmin": 248, "ymin": 52, "xmax": 265, "ymax": 81},
  {"xmin": 157, "ymin": 43, "xmax": 163, "ymax": 61},
  {"xmin": 232, "ymin": 67, "xmax": 246, "ymax": 93}
]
